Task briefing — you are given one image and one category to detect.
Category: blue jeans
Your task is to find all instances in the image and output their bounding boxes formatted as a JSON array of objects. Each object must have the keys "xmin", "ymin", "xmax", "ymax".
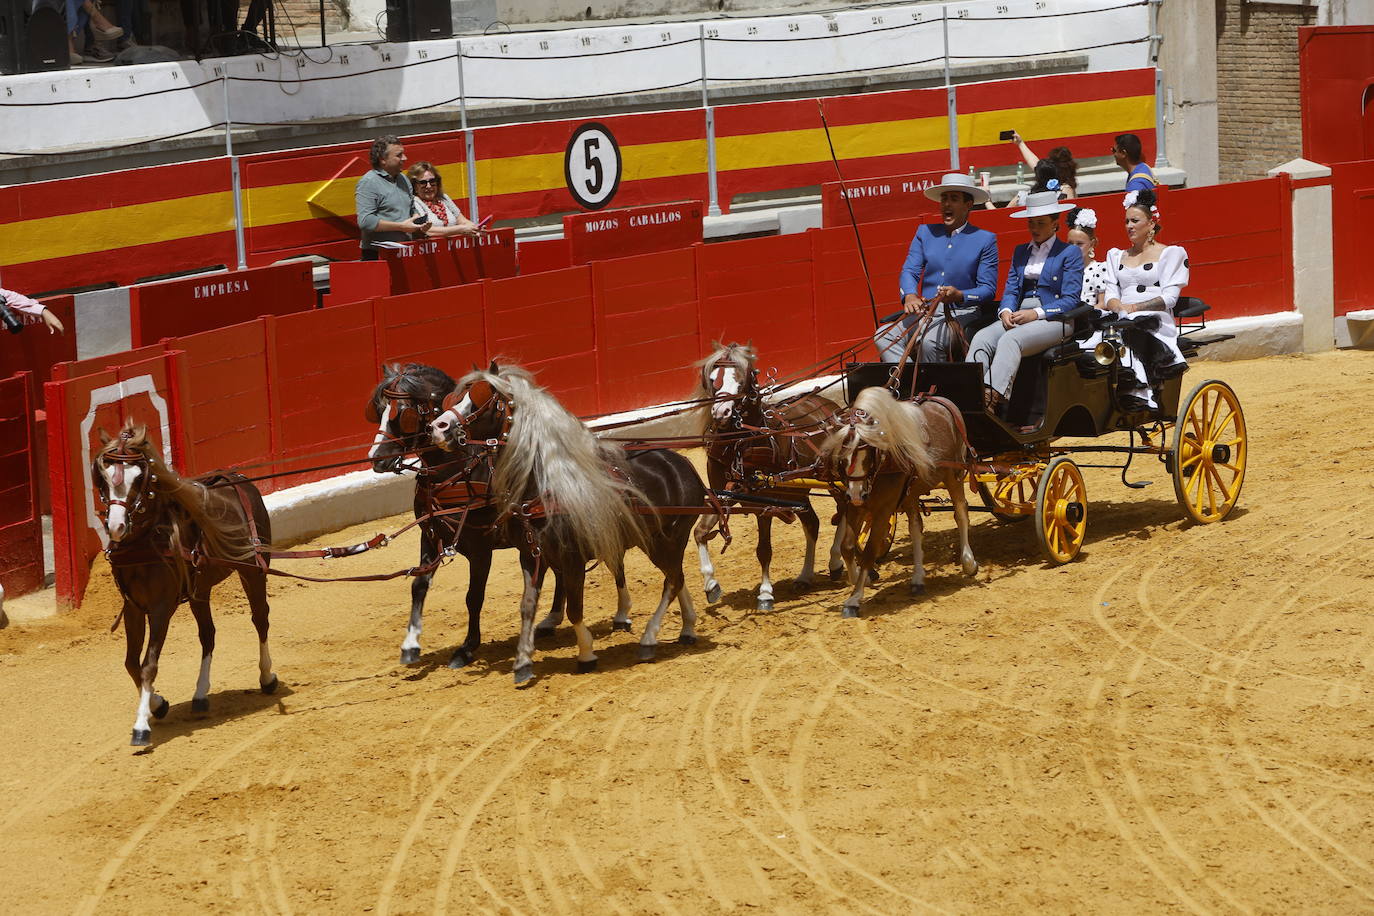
[{"xmin": 65, "ymin": 0, "xmax": 89, "ymax": 37}]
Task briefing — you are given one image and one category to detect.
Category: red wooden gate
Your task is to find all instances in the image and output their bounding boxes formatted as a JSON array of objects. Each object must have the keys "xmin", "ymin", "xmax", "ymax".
[{"xmin": 0, "ymin": 372, "xmax": 43, "ymax": 598}]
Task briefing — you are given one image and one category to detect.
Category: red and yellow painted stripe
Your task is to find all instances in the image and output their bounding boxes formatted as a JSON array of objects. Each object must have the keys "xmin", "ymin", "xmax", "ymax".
[{"xmin": 0, "ymin": 69, "xmax": 1155, "ymax": 294}]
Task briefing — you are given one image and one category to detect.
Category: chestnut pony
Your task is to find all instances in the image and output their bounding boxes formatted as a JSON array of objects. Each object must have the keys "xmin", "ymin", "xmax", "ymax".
[
  {"xmin": 819, "ymin": 387, "xmax": 979, "ymax": 617},
  {"xmin": 690, "ymin": 342, "xmax": 847, "ymax": 610},
  {"xmin": 93, "ymin": 422, "xmax": 277, "ymax": 746}
]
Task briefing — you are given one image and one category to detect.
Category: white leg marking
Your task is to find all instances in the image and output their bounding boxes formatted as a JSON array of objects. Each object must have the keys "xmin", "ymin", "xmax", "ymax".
[
  {"xmin": 640, "ymin": 582, "xmax": 675, "ymax": 648},
  {"xmin": 401, "ymin": 605, "xmax": 423, "ymax": 652},
  {"xmin": 758, "ymin": 568, "xmax": 774, "ymax": 604},
  {"xmin": 952, "ymin": 481, "xmax": 979, "ymax": 577},
  {"xmin": 194, "ymin": 653, "xmax": 212, "ymax": 701},
  {"xmin": 697, "ymin": 542, "xmax": 719, "ymax": 597},
  {"xmin": 830, "ymin": 515, "xmax": 847, "ymax": 573},
  {"xmin": 132, "ymin": 687, "xmax": 162, "ymax": 735},
  {"xmin": 514, "ymin": 567, "xmax": 539, "ymax": 673},
  {"xmin": 677, "ymin": 586, "xmax": 697, "ymax": 639},
  {"xmin": 797, "ymin": 524, "xmax": 817, "ymax": 585},
  {"xmin": 258, "ymin": 641, "xmax": 274, "ymax": 687},
  {"xmin": 615, "ymin": 582, "xmax": 633, "ymax": 625},
  {"xmin": 573, "ymin": 621, "xmax": 596, "ymax": 663}
]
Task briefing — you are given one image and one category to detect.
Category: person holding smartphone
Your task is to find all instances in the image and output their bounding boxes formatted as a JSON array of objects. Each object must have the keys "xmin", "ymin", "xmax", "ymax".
[
  {"xmin": 355, "ymin": 135, "xmax": 430, "ymax": 260},
  {"xmin": 407, "ymin": 162, "xmax": 481, "ymax": 239}
]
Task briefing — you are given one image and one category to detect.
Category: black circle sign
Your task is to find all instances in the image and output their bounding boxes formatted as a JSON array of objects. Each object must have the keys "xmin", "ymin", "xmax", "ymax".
[{"xmin": 564, "ymin": 123, "xmax": 622, "ymax": 211}]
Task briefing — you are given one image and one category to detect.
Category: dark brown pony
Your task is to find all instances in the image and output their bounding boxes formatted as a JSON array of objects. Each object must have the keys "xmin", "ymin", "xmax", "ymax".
[
  {"xmin": 690, "ymin": 342, "xmax": 847, "ymax": 610},
  {"xmin": 93, "ymin": 422, "xmax": 278, "ymax": 746},
  {"xmin": 365, "ymin": 362, "xmax": 579, "ymax": 669},
  {"xmin": 429, "ymin": 363, "xmax": 709, "ymax": 685}
]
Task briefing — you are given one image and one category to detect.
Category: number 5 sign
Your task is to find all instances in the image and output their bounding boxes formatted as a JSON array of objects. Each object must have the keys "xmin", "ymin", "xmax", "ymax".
[{"xmin": 564, "ymin": 123, "xmax": 622, "ymax": 211}]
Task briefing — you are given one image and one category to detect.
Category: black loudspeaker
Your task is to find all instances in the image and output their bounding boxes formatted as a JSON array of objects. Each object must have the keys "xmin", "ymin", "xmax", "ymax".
[
  {"xmin": 384, "ymin": 0, "xmax": 452, "ymax": 43},
  {"xmin": 0, "ymin": 0, "xmax": 69, "ymax": 75}
]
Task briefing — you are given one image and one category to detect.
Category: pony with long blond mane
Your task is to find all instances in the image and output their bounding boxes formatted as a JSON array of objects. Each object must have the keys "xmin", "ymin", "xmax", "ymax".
[
  {"xmin": 819, "ymin": 387, "xmax": 978, "ymax": 616},
  {"xmin": 92, "ymin": 422, "xmax": 278, "ymax": 746},
  {"xmin": 432, "ymin": 362, "xmax": 710, "ymax": 686}
]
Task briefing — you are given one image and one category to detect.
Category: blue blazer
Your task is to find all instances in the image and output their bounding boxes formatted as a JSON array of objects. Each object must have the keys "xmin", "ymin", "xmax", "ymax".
[
  {"xmin": 999, "ymin": 238, "xmax": 1084, "ymax": 319},
  {"xmin": 898, "ymin": 222, "xmax": 999, "ymax": 330}
]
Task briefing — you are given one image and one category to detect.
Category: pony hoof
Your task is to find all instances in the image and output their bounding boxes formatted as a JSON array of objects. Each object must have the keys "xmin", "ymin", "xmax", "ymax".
[
  {"xmin": 756, "ymin": 598, "xmax": 774, "ymax": 611},
  {"xmin": 191, "ymin": 697, "xmax": 210, "ymax": 713},
  {"xmin": 677, "ymin": 633, "xmax": 698, "ymax": 646},
  {"xmin": 400, "ymin": 647, "xmax": 421, "ymax": 665},
  {"xmin": 841, "ymin": 605, "xmax": 861, "ymax": 619},
  {"xmin": 610, "ymin": 620, "xmax": 632, "ymax": 633},
  {"xmin": 534, "ymin": 626, "xmax": 557, "ymax": 640},
  {"xmin": 448, "ymin": 647, "xmax": 473, "ymax": 669},
  {"xmin": 964, "ymin": 562, "xmax": 980, "ymax": 577},
  {"xmin": 909, "ymin": 582, "xmax": 926, "ymax": 596},
  {"xmin": 513, "ymin": 664, "xmax": 534, "ymax": 687},
  {"xmin": 261, "ymin": 675, "xmax": 279, "ymax": 695},
  {"xmin": 705, "ymin": 584, "xmax": 722, "ymax": 604},
  {"xmin": 792, "ymin": 578, "xmax": 812, "ymax": 593},
  {"xmin": 152, "ymin": 697, "xmax": 170, "ymax": 720},
  {"xmin": 576, "ymin": 659, "xmax": 598, "ymax": 674},
  {"xmin": 637, "ymin": 644, "xmax": 656, "ymax": 662},
  {"xmin": 130, "ymin": 729, "xmax": 151, "ymax": 747}
]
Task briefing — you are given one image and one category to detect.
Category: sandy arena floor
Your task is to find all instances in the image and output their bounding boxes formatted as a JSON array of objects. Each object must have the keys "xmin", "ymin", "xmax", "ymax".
[{"xmin": 2, "ymin": 350, "xmax": 1373, "ymax": 913}]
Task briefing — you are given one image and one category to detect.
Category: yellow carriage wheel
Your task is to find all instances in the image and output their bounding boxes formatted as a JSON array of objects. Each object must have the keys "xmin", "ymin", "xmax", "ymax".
[
  {"xmin": 1171, "ymin": 379, "xmax": 1247, "ymax": 524},
  {"xmin": 976, "ymin": 476, "xmax": 1034, "ymax": 524},
  {"xmin": 1034, "ymin": 457, "xmax": 1088, "ymax": 565}
]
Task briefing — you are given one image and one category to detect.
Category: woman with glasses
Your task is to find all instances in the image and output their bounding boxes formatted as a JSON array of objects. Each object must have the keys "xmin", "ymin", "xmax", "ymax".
[{"xmin": 407, "ymin": 162, "xmax": 480, "ymax": 239}]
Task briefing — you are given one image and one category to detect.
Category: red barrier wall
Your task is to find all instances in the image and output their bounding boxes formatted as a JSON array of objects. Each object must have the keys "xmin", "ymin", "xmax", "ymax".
[
  {"xmin": 696, "ymin": 233, "xmax": 817, "ymax": 377},
  {"xmin": 565, "ymin": 201, "xmax": 704, "ymax": 264},
  {"xmin": 129, "ymin": 262, "xmax": 316, "ymax": 348},
  {"xmin": 0, "ymin": 295, "xmax": 77, "ymax": 405},
  {"xmin": 485, "ymin": 267, "xmax": 599, "ymax": 415},
  {"xmin": 170, "ymin": 320, "xmax": 273, "ymax": 481},
  {"xmin": 376, "ymin": 285, "xmax": 487, "ymax": 372},
  {"xmin": 325, "ymin": 261, "xmax": 391, "ymax": 308},
  {"xmin": 267, "ymin": 301, "xmax": 379, "ymax": 487},
  {"xmin": 593, "ymin": 248, "xmax": 701, "ymax": 414},
  {"xmin": 1331, "ymin": 160, "xmax": 1374, "ymax": 317},
  {"xmin": 377, "ymin": 230, "xmax": 517, "ymax": 293},
  {"xmin": 1299, "ymin": 26, "xmax": 1374, "ymax": 165},
  {"xmin": 517, "ymin": 238, "xmax": 573, "ymax": 275},
  {"xmin": 0, "ymin": 373, "xmax": 43, "ymax": 598}
]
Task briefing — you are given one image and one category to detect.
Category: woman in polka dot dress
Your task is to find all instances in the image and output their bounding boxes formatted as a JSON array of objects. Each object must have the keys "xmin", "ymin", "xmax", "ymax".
[{"xmin": 1102, "ymin": 189, "xmax": 1190, "ymax": 410}]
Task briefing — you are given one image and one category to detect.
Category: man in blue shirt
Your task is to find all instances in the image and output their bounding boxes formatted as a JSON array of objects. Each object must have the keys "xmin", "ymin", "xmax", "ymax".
[
  {"xmin": 355, "ymin": 135, "xmax": 429, "ymax": 260},
  {"xmin": 875, "ymin": 173, "xmax": 999, "ymax": 363},
  {"xmin": 1113, "ymin": 133, "xmax": 1156, "ymax": 193}
]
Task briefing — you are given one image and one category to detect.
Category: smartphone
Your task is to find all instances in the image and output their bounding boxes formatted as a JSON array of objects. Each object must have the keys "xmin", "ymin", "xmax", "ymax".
[
  {"xmin": 477, "ymin": 214, "xmax": 493, "ymax": 230},
  {"xmin": 414, "ymin": 213, "xmax": 431, "ymax": 226},
  {"xmin": 999, "ymin": 129, "xmax": 1017, "ymax": 141}
]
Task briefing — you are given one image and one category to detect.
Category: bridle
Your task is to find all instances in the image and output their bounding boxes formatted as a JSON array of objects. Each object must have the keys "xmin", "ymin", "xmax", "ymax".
[
  {"xmin": 441, "ymin": 378, "xmax": 514, "ymax": 449},
  {"xmin": 833, "ymin": 408, "xmax": 881, "ymax": 502},
  {"xmin": 368, "ymin": 382, "xmax": 445, "ymax": 440},
  {"xmin": 95, "ymin": 443, "xmax": 156, "ymax": 534},
  {"xmin": 704, "ymin": 358, "xmax": 759, "ymax": 430}
]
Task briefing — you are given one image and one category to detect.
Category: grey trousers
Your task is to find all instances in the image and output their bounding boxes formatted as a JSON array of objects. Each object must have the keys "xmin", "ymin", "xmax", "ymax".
[
  {"xmin": 874, "ymin": 313, "xmax": 962, "ymax": 363},
  {"xmin": 966, "ymin": 312, "xmax": 1071, "ymax": 397}
]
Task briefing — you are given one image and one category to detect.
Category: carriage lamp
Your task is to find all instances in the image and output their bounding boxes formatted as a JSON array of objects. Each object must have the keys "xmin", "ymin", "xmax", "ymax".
[{"xmin": 1093, "ymin": 326, "xmax": 1125, "ymax": 367}]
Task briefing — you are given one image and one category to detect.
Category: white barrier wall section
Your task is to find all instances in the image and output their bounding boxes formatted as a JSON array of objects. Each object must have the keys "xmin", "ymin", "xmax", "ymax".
[{"xmin": 4, "ymin": 0, "xmax": 1149, "ymax": 153}]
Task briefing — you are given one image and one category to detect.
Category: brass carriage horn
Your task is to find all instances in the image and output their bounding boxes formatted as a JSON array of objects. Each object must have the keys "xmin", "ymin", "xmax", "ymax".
[{"xmin": 1093, "ymin": 338, "xmax": 1123, "ymax": 367}]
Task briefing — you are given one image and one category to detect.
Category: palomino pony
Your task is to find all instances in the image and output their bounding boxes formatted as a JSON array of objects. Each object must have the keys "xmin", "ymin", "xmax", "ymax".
[
  {"xmin": 691, "ymin": 342, "xmax": 847, "ymax": 610},
  {"xmin": 366, "ymin": 362, "xmax": 586, "ymax": 668},
  {"xmin": 820, "ymin": 387, "xmax": 979, "ymax": 617},
  {"xmin": 429, "ymin": 363, "xmax": 709, "ymax": 685},
  {"xmin": 93, "ymin": 423, "xmax": 278, "ymax": 746}
]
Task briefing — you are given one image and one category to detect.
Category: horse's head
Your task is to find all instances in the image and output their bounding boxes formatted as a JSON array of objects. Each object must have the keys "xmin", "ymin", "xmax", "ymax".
[
  {"xmin": 699, "ymin": 341, "xmax": 758, "ymax": 424},
  {"xmin": 828, "ymin": 409, "xmax": 882, "ymax": 508},
  {"xmin": 93, "ymin": 423, "xmax": 159, "ymax": 543},
  {"xmin": 430, "ymin": 362, "xmax": 511, "ymax": 451},
  {"xmin": 366, "ymin": 362, "xmax": 456, "ymax": 473}
]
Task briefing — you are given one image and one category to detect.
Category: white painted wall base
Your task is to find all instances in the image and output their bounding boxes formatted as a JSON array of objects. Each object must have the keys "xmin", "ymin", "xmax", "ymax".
[
  {"xmin": 1336, "ymin": 310, "xmax": 1374, "ymax": 349},
  {"xmin": 1189, "ymin": 312, "xmax": 1304, "ymax": 363}
]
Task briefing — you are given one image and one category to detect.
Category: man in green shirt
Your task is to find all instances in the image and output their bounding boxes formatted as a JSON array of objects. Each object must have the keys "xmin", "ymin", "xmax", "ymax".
[{"xmin": 355, "ymin": 135, "xmax": 428, "ymax": 260}]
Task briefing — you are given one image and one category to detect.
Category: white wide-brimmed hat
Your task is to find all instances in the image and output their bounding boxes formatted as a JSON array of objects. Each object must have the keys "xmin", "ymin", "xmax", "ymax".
[
  {"xmin": 1010, "ymin": 189, "xmax": 1076, "ymax": 219},
  {"xmin": 923, "ymin": 173, "xmax": 991, "ymax": 206}
]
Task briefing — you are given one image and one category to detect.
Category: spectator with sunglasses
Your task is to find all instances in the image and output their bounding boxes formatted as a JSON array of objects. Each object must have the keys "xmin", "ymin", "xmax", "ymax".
[{"xmin": 407, "ymin": 163, "xmax": 480, "ymax": 239}]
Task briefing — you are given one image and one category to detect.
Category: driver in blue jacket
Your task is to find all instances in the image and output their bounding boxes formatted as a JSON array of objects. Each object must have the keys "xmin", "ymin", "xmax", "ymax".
[{"xmin": 875, "ymin": 173, "xmax": 999, "ymax": 363}]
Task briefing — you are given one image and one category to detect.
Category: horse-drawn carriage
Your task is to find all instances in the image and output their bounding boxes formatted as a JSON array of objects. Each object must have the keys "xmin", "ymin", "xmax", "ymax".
[{"xmin": 838, "ymin": 296, "xmax": 1249, "ymax": 565}]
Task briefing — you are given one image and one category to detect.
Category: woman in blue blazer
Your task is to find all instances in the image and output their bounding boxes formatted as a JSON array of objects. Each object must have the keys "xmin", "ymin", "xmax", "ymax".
[{"xmin": 966, "ymin": 190, "xmax": 1084, "ymax": 410}]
